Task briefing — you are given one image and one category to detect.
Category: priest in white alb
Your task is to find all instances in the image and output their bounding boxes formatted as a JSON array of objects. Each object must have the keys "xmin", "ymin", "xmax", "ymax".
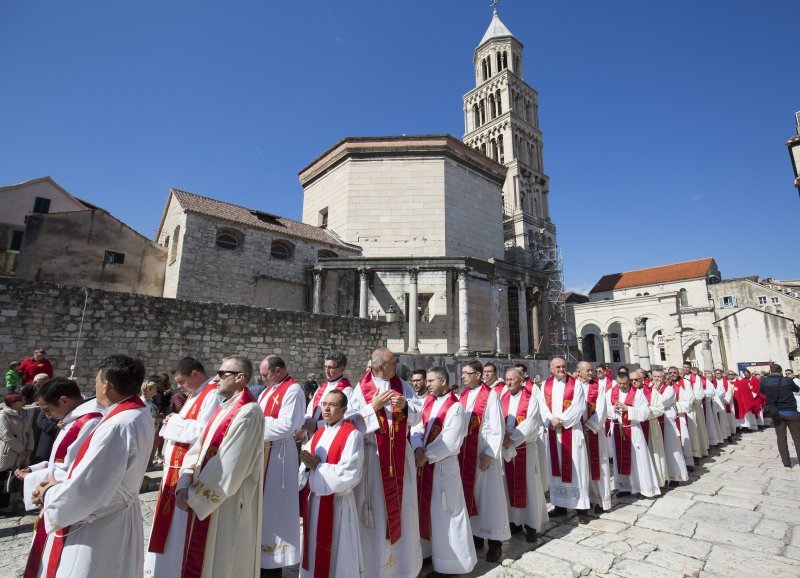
[
  {"xmin": 576, "ymin": 362, "xmax": 612, "ymax": 513},
  {"xmin": 538, "ymin": 357, "xmax": 591, "ymax": 516},
  {"xmin": 19, "ymin": 378, "xmax": 103, "ymax": 578},
  {"xmin": 257, "ymin": 355, "xmax": 305, "ymax": 576},
  {"xmin": 632, "ymin": 370, "xmax": 668, "ymax": 488},
  {"xmin": 175, "ymin": 355, "xmax": 265, "ymax": 578},
  {"xmin": 501, "ymin": 367, "xmax": 550, "ymax": 538},
  {"xmin": 712, "ymin": 368, "xmax": 735, "ymax": 440},
  {"xmin": 32, "ymin": 355, "xmax": 154, "ymax": 578},
  {"xmin": 458, "ymin": 360, "xmax": 508, "ymax": 564},
  {"xmin": 684, "ymin": 364, "xmax": 711, "ymax": 456},
  {"xmin": 412, "ymin": 367, "xmax": 476, "ymax": 576},
  {"xmin": 299, "ymin": 389, "xmax": 364, "ymax": 578},
  {"xmin": 145, "ymin": 357, "xmax": 221, "ymax": 577},
  {"xmin": 348, "ymin": 347, "xmax": 423, "ymax": 578},
  {"xmin": 300, "ymin": 351, "xmax": 355, "ymax": 440},
  {"xmin": 655, "ymin": 369, "xmax": 689, "ymax": 486}
]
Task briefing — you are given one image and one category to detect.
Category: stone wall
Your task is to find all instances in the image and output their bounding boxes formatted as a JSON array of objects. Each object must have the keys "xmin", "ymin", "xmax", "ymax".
[{"xmin": 0, "ymin": 278, "xmax": 388, "ymax": 391}]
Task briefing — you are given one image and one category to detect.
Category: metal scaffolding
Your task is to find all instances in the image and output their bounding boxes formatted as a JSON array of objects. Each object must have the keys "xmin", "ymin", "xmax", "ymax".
[{"xmin": 533, "ymin": 242, "xmax": 571, "ymax": 361}]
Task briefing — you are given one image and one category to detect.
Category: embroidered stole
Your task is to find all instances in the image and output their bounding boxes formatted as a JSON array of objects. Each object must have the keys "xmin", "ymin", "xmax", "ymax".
[
  {"xmin": 543, "ymin": 376, "xmax": 576, "ymax": 484},
  {"xmin": 458, "ymin": 384, "xmax": 491, "ymax": 516},
  {"xmin": 609, "ymin": 387, "xmax": 637, "ymax": 476},
  {"xmin": 500, "ymin": 387, "xmax": 532, "ymax": 508},
  {"xmin": 311, "ymin": 378, "xmax": 352, "ymax": 419},
  {"xmin": 584, "ymin": 380, "xmax": 601, "ymax": 481}
]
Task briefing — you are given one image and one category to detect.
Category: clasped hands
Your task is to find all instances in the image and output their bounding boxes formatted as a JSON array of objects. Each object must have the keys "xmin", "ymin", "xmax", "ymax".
[
  {"xmin": 371, "ymin": 390, "xmax": 406, "ymax": 412},
  {"xmin": 30, "ymin": 473, "xmax": 60, "ymax": 508},
  {"xmin": 300, "ymin": 450, "xmax": 321, "ymax": 471}
]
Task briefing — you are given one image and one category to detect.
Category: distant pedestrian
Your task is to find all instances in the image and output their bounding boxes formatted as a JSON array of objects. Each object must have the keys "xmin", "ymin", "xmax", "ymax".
[
  {"xmin": 5, "ymin": 362, "xmax": 21, "ymax": 393},
  {"xmin": 20, "ymin": 373, "xmax": 50, "ymax": 405},
  {"xmin": 0, "ymin": 393, "xmax": 33, "ymax": 513},
  {"xmin": 18, "ymin": 348, "xmax": 53, "ymax": 385},
  {"xmin": 303, "ymin": 372, "xmax": 319, "ymax": 401},
  {"xmin": 761, "ymin": 363, "xmax": 800, "ymax": 469}
]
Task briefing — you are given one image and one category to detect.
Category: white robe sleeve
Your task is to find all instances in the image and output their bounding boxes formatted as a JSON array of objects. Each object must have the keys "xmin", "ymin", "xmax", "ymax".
[
  {"xmin": 648, "ymin": 390, "xmax": 665, "ymax": 418},
  {"xmin": 510, "ymin": 395, "xmax": 542, "ymax": 447},
  {"xmin": 410, "ymin": 417, "xmax": 425, "ymax": 451},
  {"xmin": 184, "ymin": 405, "xmax": 265, "ymax": 521},
  {"xmin": 658, "ymin": 386, "xmax": 676, "ymax": 410},
  {"xmin": 403, "ymin": 381, "xmax": 423, "ymax": 427},
  {"xmin": 537, "ymin": 387, "xmax": 553, "ymax": 429},
  {"xmin": 559, "ymin": 381, "xmax": 586, "ymax": 429},
  {"xmin": 263, "ymin": 384, "xmax": 305, "ymax": 442},
  {"xmin": 480, "ymin": 392, "xmax": 503, "ymax": 459},
  {"xmin": 625, "ymin": 390, "xmax": 652, "ymax": 423},
  {"xmin": 424, "ymin": 404, "xmax": 465, "ymax": 463},
  {"xmin": 308, "ymin": 430, "xmax": 363, "ymax": 496},
  {"xmin": 584, "ymin": 389, "xmax": 607, "ymax": 434}
]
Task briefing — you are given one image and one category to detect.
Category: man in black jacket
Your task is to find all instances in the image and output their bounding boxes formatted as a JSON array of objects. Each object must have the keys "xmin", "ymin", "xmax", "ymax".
[{"xmin": 761, "ymin": 363, "xmax": 800, "ymax": 469}]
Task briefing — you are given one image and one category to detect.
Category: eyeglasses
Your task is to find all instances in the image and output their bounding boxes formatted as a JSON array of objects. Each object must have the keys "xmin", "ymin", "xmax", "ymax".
[
  {"xmin": 216, "ymin": 370, "xmax": 241, "ymax": 378},
  {"xmin": 630, "ymin": 378, "xmax": 642, "ymax": 382},
  {"xmin": 320, "ymin": 402, "xmax": 342, "ymax": 409}
]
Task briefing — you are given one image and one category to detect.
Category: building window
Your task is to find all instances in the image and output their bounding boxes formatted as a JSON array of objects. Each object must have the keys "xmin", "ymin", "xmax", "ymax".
[
  {"xmin": 758, "ymin": 296, "xmax": 767, "ymax": 305},
  {"xmin": 9, "ymin": 230, "xmax": 24, "ymax": 252},
  {"xmin": 215, "ymin": 231, "xmax": 241, "ymax": 250},
  {"xmin": 609, "ymin": 333, "xmax": 620, "ymax": 346},
  {"xmin": 404, "ymin": 293, "xmax": 434, "ymax": 322},
  {"xmin": 720, "ymin": 295, "xmax": 737, "ymax": 308},
  {"xmin": 170, "ymin": 225, "xmax": 180, "ymax": 264},
  {"xmin": 270, "ymin": 240, "xmax": 293, "ymax": 260},
  {"xmin": 32, "ymin": 197, "xmax": 51, "ymax": 214},
  {"xmin": 679, "ymin": 288, "xmax": 688, "ymax": 307},
  {"xmin": 104, "ymin": 250, "xmax": 125, "ymax": 264},
  {"xmin": 318, "ymin": 208, "xmax": 328, "ymax": 228},
  {"xmin": 770, "ymin": 296, "xmax": 780, "ymax": 304}
]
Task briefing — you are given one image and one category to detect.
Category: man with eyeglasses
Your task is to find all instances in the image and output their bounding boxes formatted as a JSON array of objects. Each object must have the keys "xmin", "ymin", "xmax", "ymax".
[
  {"xmin": 606, "ymin": 370, "xmax": 660, "ymax": 499},
  {"xmin": 411, "ymin": 369, "xmax": 428, "ymax": 401},
  {"xmin": 175, "ymin": 355, "xmax": 265, "ymax": 578},
  {"xmin": 256, "ymin": 355, "xmax": 305, "ymax": 577},
  {"xmin": 300, "ymin": 351, "xmax": 355, "ymax": 439},
  {"xmin": 299, "ymin": 389, "xmax": 364, "ymax": 578},
  {"xmin": 458, "ymin": 360, "xmax": 508, "ymax": 563},
  {"xmin": 145, "ymin": 357, "xmax": 221, "ymax": 577}
]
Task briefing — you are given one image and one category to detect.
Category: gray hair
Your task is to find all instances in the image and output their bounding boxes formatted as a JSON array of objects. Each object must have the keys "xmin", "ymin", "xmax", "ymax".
[
  {"xmin": 223, "ymin": 355, "xmax": 253, "ymax": 382},
  {"xmin": 427, "ymin": 366, "xmax": 449, "ymax": 385}
]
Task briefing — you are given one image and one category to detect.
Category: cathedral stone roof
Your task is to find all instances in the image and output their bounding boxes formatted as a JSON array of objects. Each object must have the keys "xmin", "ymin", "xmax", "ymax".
[
  {"xmin": 478, "ymin": 12, "xmax": 516, "ymax": 46},
  {"xmin": 590, "ymin": 258, "xmax": 716, "ymax": 293},
  {"xmin": 168, "ymin": 189, "xmax": 351, "ymax": 248}
]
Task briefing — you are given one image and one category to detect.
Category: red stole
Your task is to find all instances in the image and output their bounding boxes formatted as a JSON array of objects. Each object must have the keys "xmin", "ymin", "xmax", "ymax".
[
  {"xmin": 182, "ymin": 388, "xmax": 256, "ymax": 578},
  {"xmin": 148, "ymin": 383, "xmax": 217, "ymax": 554},
  {"xmin": 358, "ymin": 371, "xmax": 407, "ymax": 544},
  {"xmin": 584, "ymin": 380, "xmax": 601, "ymax": 481},
  {"xmin": 543, "ymin": 376, "xmax": 576, "ymax": 484},
  {"xmin": 24, "ymin": 410, "xmax": 102, "ymax": 578},
  {"xmin": 259, "ymin": 376, "xmax": 298, "ymax": 418},
  {"xmin": 609, "ymin": 387, "xmax": 637, "ymax": 476},
  {"xmin": 458, "ymin": 384, "xmax": 491, "ymax": 516},
  {"xmin": 716, "ymin": 379, "xmax": 732, "ymax": 413},
  {"xmin": 44, "ymin": 397, "xmax": 145, "ymax": 578},
  {"xmin": 301, "ymin": 421, "xmax": 357, "ymax": 578},
  {"xmin": 417, "ymin": 393, "xmax": 458, "ymax": 540},
  {"xmin": 524, "ymin": 378, "xmax": 534, "ymax": 393},
  {"xmin": 659, "ymin": 383, "xmax": 682, "ymax": 438},
  {"xmin": 500, "ymin": 387, "xmax": 533, "ymax": 508},
  {"xmin": 311, "ymin": 378, "xmax": 352, "ymax": 417}
]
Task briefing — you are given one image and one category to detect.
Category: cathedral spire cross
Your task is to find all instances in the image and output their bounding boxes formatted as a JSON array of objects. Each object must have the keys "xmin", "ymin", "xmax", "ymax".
[{"xmin": 491, "ymin": 0, "xmax": 501, "ymax": 14}]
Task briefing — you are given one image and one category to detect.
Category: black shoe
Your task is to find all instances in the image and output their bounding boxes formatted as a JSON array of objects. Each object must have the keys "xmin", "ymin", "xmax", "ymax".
[
  {"xmin": 576, "ymin": 508, "xmax": 590, "ymax": 523},
  {"xmin": 473, "ymin": 536, "xmax": 485, "ymax": 550},
  {"xmin": 486, "ymin": 540, "xmax": 502, "ymax": 563},
  {"xmin": 422, "ymin": 556, "xmax": 432, "ymax": 567},
  {"xmin": 509, "ymin": 523, "xmax": 522, "ymax": 534},
  {"xmin": 616, "ymin": 491, "xmax": 631, "ymax": 497},
  {"xmin": 524, "ymin": 525, "xmax": 538, "ymax": 543},
  {"xmin": 686, "ymin": 465, "xmax": 695, "ymax": 472},
  {"xmin": 551, "ymin": 506, "xmax": 568, "ymax": 516},
  {"xmin": 668, "ymin": 480, "xmax": 680, "ymax": 487},
  {"xmin": 260, "ymin": 569, "xmax": 282, "ymax": 578},
  {"xmin": 594, "ymin": 504, "xmax": 604, "ymax": 514}
]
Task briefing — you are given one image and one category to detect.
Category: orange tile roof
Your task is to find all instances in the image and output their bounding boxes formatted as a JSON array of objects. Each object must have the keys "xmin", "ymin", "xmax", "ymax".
[
  {"xmin": 170, "ymin": 189, "xmax": 352, "ymax": 249},
  {"xmin": 590, "ymin": 258, "xmax": 715, "ymax": 293}
]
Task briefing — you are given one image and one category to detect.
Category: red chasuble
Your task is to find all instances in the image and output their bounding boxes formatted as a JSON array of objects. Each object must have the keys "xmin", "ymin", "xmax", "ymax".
[
  {"xmin": 417, "ymin": 393, "xmax": 458, "ymax": 540},
  {"xmin": 181, "ymin": 388, "xmax": 256, "ymax": 578},
  {"xmin": 358, "ymin": 371, "xmax": 407, "ymax": 544},
  {"xmin": 500, "ymin": 387, "xmax": 533, "ymax": 508},
  {"xmin": 458, "ymin": 384, "xmax": 492, "ymax": 516},
  {"xmin": 44, "ymin": 397, "xmax": 146, "ymax": 578},
  {"xmin": 542, "ymin": 376, "xmax": 577, "ymax": 484},
  {"xmin": 311, "ymin": 378, "xmax": 353, "ymax": 416},
  {"xmin": 732, "ymin": 378, "xmax": 756, "ymax": 419},
  {"xmin": 300, "ymin": 421, "xmax": 357, "ymax": 578},
  {"xmin": 584, "ymin": 380, "xmax": 601, "ymax": 481},
  {"xmin": 24, "ymin": 410, "xmax": 102, "ymax": 578},
  {"xmin": 148, "ymin": 384, "xmax": 217, "ymax": 554},
  {"xmin": 609, "ymin": 386, "xmax": 637, "ymax": 476}
]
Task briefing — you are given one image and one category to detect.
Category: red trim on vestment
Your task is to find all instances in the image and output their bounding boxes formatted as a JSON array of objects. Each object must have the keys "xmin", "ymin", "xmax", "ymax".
[
  {"xmin": 458, "ymin": 384, "xmax": 491, "ymax": 516},
  {"xmin": 418, "ymin": 393, "xmax": 458, "ymax": 540}
]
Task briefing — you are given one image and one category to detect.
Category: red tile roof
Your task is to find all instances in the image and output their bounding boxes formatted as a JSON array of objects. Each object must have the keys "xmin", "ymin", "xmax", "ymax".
[
  {"xmin": 590, "ymin": 258, "xmax": 715, "ymax": 293},
  {"xmin": 170, "ymin": 189, "xmax": 353, "ymax": 249}
]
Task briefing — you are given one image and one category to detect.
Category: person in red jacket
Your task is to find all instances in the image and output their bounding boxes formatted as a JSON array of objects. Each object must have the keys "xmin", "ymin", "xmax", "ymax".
[{"xmin": 18, "ymin": 348, "xmax": 53, "ymax": 384}]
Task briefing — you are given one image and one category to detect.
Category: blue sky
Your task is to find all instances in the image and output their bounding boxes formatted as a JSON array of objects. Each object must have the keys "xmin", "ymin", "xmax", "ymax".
[{"xmin": 1, "ymin": 0, "xmax": 797, "ymax": 293}]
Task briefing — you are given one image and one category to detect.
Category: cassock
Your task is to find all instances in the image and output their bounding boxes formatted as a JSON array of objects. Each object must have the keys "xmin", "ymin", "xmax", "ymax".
[
  {"xmin": 458, "ymin": 384, "xmax": 510, "ymax": 541},
  {"xmin": 674, "ymin": 380, "xmax": 696, "ymax": 467},
  {"xmin": 305, "ymin": 377, "xmax": 355, "ymax": 432},
  {"xmin": 698, "ymin": 375, "xmax": 723, "ymax": 446},
  {"xmin": 23, "ymin": 400, "xmax": 103, "ymax": 578},
  {"xmin": 657, "ymin": 383, "xmax": 689, "ymax": 482},
  {"xmin": 606, "ymin": 386, "xmax": 660, "ymax": 498},
  {"xmin": 412, "ymin": 393, "xmax": 476, "ymax": 575},
  {"xmin": 688, "ymin": 375, "xmax": 711, "ymax": 455},
  {"xmin": 257, "ymin": 375, "xmax": 305, "ymax": 569},
  {"xmin": 582, "ymin": 380, "xmax": 612, "ymax": 511},
  {"xmin": 176, "ymin": 388, "xmax": 264, "ymax": 578},
  {"xmin": 501, "ymin": 386, "xmax": 549, "ymax": 529},
  {"xmin": 299, "ymin": 419, "xmax": 364, "ymax": 578},
  {"xmin": 538, "ymin": 376, "xmax": 590, "ymax": 510},
  {"xmin": 530, "ymin": 382, "xmax": 550, "ymax": 494},
  {"xmin": 597, "ymin": 376, "xmax": 617, "ymax": 459},
  {"xmin": 712, "ymin": 378, "xmax": 734, "ymax": 440},
  {"xmin": 733, "ymin": 378, "xmax": 758, "ymax": 430},
  {"xmin": 642, "ymin": 386, "xmax": 668, "ymax": 488},
  {"xmin": 349, "ymin": 372, "xmax": 423, "ymax": 578},
  {"xmin": 39, "ymin": 397, "xmax": 154, "ymax": 578},
  {"xmin": 145, "ymin": 380, "xmax": 221, "ymax": 577}
]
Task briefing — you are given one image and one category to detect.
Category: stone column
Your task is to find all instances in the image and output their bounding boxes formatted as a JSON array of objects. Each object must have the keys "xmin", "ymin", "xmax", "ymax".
[
  {"xmin": 635, "ymin": 316, "xmax": 651, "ymax": 371},
  {"xmin": 576, "ymin": 335, "xmax": 584, "ymax": 361},
  {"xmin": 517, "ymin": 281, "xmax": 529, "ymax": 356},
  {"xmin": 540, "ymin": 292, "xmax": 551, "ymax": 356},
  {"xmin": 601, "ymin": 332, "xmax": 611, "ymax": 364},
  {"xmin": 491, "ymin": 278, "xmax": 503, "ymax": 355},
  {"xmin": 456, "ymin": 270, "xmax": 470, "ymax": 356},
  {"xmin": 700, "ymin": 331, "xmax": 713, "ymax": 371},
  {"xmin": 407, "ymin": 268, "xmax": 420, "ymax": 355},
  {"xmin": 312, "ymin": 270, "xmax": 323, "ymax": 314},
  {"xmin": 358, "ymin": 268, "xmax": 369, "ymax": 319},
  {"xmin": 623, "ymin": 340, "xmax": 632, "ymax": 364},
  {"xmin": 531, "ymin": 297, "xmax": 540, "ymax": 354}
]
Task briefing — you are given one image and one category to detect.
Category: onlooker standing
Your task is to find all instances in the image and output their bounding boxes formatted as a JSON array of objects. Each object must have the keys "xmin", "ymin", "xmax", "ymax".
[
  {"xmin": 33, "ymin": 408, "xmax": 60, "ymax": 465},
  {"xmin": 303, "ymin": 372, "xmax": 319, "ymax": 401},
  {"xmin": 5, "ymin": 362, "xmax": 21, "ymax": 393},
  {"xmin": 141, "ymin": 379, "xmax": 164, "ymax": 468},
  {"xmin": 0, "ymin": 393, "xmax": 33, "ymax": 513},
  {"xmin": 761, "ymin": 363, "xmax": 800, "ymax": 469},
  {"xmin": 20, "ymin": 373, "xmax": 50, "ymax": 405},
  {"xmin": 18, "ymin": 348, "xmax": 53, "ymax": 385}
]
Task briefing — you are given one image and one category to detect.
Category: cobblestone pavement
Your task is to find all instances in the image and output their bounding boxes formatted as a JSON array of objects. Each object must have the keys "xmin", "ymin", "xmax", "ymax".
[{"xmin": 2, "ymin": 428, "xmax": 799, "ymax": 577}]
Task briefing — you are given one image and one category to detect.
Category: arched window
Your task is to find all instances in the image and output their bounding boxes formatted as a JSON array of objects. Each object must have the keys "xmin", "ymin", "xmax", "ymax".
[
  {"xmin": 215, "ymin": 230, "xmax": 241, "ymax": 250},
  {"xmin": 496, "ymin": 90, "xmax": 502, "ymax": 114},
  {"xmin": 496, "ymin": 52, "xmax": 502, "ymax": 72},
  {"xmin": 270, "ymin": 240, "xmax": 293, "ymax": 260},
  {"xmin": 679, "ymin": 288, "xmax": 689, "ymax": 307},
  {"xmin": 497, "ymin": 135, "xmax": 504, "ymax": 163},
  {"xmin": 318, "ymin": 249, "xmax": 337, "ymax": 259},
  {"xmin": 502, "ymin": 51, "xmax": 508, "ymax": 70},
  {"xmin": 473, "ymin": 104, "xmax": 480, "ymax": 128},
  {"xmin": 489, "ymin": 94, "xmax": 496, "ymax": 119},
  {"xmin": 490, "ymin": 139, "xmax": 498, "ymax": 160},
  {"xmin": 170, "ymin": 225, "xmax": 180, "ymax": 263}
]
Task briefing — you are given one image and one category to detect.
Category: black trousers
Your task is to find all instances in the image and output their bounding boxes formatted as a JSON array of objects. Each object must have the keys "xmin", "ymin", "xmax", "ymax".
[
  {"xmin": 773, "ymin": 414, "xmax": 800, "ymax": 467},
  {"xmin": 0, "ymin": 471, "xmax": 12, "ymax": 508}
]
